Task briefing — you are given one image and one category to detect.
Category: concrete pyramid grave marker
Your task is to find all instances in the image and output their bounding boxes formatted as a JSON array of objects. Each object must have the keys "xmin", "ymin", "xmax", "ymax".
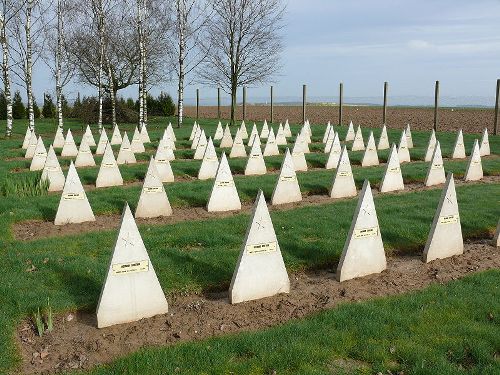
[
  {"xmin": 96, "ymin": 128, "xmax": 109, "ymax": 155},
  {"xmin": 297, "ymin": 129, "xmax": 310, "ymax": 153},
  {"xmin": 41, "ymin": 145, "xmax": 65, "ymax": 191},
  {"xmin": 248, "ymin": 123, "xmax": 258, "ymax": 143},
  {"xmin": 424, "ymin": 130, "xmax": 437, "ymax": 162},
  {"xmin": 345, "ymin": 121, "xmax": 355, "ymax": 141},
  {"xmin": 198, "ymin": 137, "xmax": 219, "ymax": 180},
  {"xmin": 301, "ymin": 125, "xmax": 312, "ymax": 144},
  {"xmin": 96, "ymin": 203, "xmax": 169, "ymax": 328},
  {"xmin": 464, "ymin": 139, "xmax": 483, "ymax": 181},
  {"xmin": 157, "ymin": 137, "xmax": 175, "ymax": 161},
  {"xmin": 424, "ymin": 141, "xmax": 445, "ymax": 186},
  {"xmin": 291, "ymin": 136, "xmax": 307, "ymax": 171},
  {"xmin": 214, "ymin": 121, "xmax": 224, "ymax": 140},
  {"xmin": 162, "ymin": 129, "xmax": 176, "ymax": 150},
  {"xmin": 351, "ymin": 126, "xmax": 365, "ymax": 151},
  {"xmin": 75, "ymin": 137, "xmax": 96, "ymax": 167},
  {"xmin": 53, "ymin": 127, "xmax": 65, "ymax": 148},
  {"xmin": 361, "ymin": 131, "xmax": 379, "ymax": 167},
  {"xmin": 423, "ymin": 173, "xmax": 463, "ymax": 262},
  {"xmin": 30, "ymin": 136, "xmax": 47, "ymax": 171},
  {"xmin": 284, "ymin": 120, "xmax": 292, "ymax": 137},
  {"xmin": 330, "ymin": 146, "xmax": 357, "ymax": 198},
  {"xmin": 167, "ymin": 122, "xmax": 176, "ymax": 141},
  {"xmin": 193, "ymin": 130, "xmax": 208, "ymax": 160},
  {"xmin": 135, "ymin": 158, "xmax": 172, "ymax": 218},
  {"xmin": 377, "ymin": 124, "xmax": 389, "ymax": 150},
  {"xmin": 140, "ymin": 124, "xmax": 151, "ymax": 143},
  {"xmin": 22, "ymin": 127, "xmax": 33, "ymax": 149},
  {"xmin": 110, "ymin": 125, "xmax": 122, "ymax": 145},
  {"xmin": 323, "ymin": 122, "xmax": 332, "ymax": 143},
  {"xmin": 24, "ymin": 130, "xmax": 38, "ymax": 159},
  {"xmin": 451, "ymin": 129, "xmax": 466, "ymax": 159},
  {"xmin": 96, "ymin": 142, "xmax": 123, "ymax": 188},
  {"xmin": 405, "ymin": 124, "xmax": 413, "ymax": 148},
  {"xmin": 84, "ymin": 125, "xmax": 96, "ymax": 146},
  {"xmin": 325, "ymin": 133, "xmax": 342, "ymax": 169},
  {"xmin": 54, "ymin": 161, "xmax": 95, "ymax": 225},
  {"xmin": 380, "ymin": 144, "xmax": 404, "ymax": 193},
  {"xmin": 239, "ymin": 121, "xmax": 248, "ymax": 139},
  {"xmin": 191, "ymin": 126, "xmax": 202, "ymax": 149},
  {"xmin": 154, "ymin": 141, "xmax": 175, "ymax": 183},
  {"xmin": 271, "ymin": 148, "xmax": 302, "ymax": 205},
  {"xmin": 131, "ymin": 127, "xmax": 145, "ymax": 153},
  {"xmin": 263, "ymin": 127, "xmax": 280, "ymax": 156},
  {"xmin": 229, "ymin": 129, "xmax": 247, "ymax": 158},
  {"xmin": 116, "ymin": 132, "xmax": 136, "ymax": 165},
  {"xmin": 260, "ymin": 120, "xmax": 269, "ymax": 139},
  {"xmin": 207, "ymin": 152, "xmax": 241, "ymax": 212},
  {"xmin": 219, "ymin": 124, "xmax": 233, "ymax": 148},
  {"xmin": 61, "ymin": 129, "xmax": 79, "ymax": 157},
  {"xmin": 479, "ymin": 128, "xmax": 490, "ymax": 156},
  {"xmin": 324, "ymin": 127, "xmax": 335, "ymax": 153},
  {"xmin": 336, "ymin": 180, "xmax": 387, "ymax": 282},
  {"xmin": 189, "ymin": 122, "xmax": 198, "ymax": 141},
  {"xmin": 276, "ymin": 123, "xmax": 287, "ymax": 145},
  {"xmin": 397, "ymin": 130, "xmax": 411, "ymax": 163},
  {"xmin": 245, "ymin": 137, "xmax": 267, "ymax": 175},
  {"xmin": 493, "ymin": 220, "xmax": 500, "ymax": 247},
  {"xmin": 229, "ymin": 190, "xmax": 290, "ymax": 304}
]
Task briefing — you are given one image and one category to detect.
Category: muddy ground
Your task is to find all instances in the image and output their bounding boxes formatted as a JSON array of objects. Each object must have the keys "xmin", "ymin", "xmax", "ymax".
[
  {"xmin": 17, "ymin": 239, "xmax": 500, "ymax": 374},
  {"xmin": 184, "ymin": 105, "xmax": 495, "ymax": 134}
]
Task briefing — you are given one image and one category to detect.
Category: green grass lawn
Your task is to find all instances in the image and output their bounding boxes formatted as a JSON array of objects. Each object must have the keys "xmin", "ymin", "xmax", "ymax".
[{"xmin": 0, "ymin": 116, "xmax": 498, "ymax": 374}]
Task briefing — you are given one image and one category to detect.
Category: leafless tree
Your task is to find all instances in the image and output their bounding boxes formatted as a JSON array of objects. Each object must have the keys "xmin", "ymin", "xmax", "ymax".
[{"xmin": 198, "ymin": 0, "xmax": 285, "ymax": 124}]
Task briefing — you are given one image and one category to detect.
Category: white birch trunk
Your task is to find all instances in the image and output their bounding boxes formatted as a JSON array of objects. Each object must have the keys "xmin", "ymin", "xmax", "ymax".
[
  {"xmin": 1, "ymin": 13, "xmax": 13, "ymax": 137},
  {"xmin": 137, "ymin": 0, "xmax": 145, "ymax": 130},
  {"xmin": 177, "ymin": 0, "xmax": 185, "ymax": 128},
  {"xmin": 97, "ymin": 0, "xmax": 104, "ymax": 131},
  {"xmin": 105, "ymin": 55, "xmax": 116, "ymax": 128},
  {"xmin": 56, "ymin": 0, "xmax": 63, "ymax": 129},
  {"xmin": 26, "ymin": 0, "xmax": 35, "ymax": 131}
]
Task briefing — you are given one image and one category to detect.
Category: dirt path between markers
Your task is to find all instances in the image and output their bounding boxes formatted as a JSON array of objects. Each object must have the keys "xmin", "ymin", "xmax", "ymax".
[
  {"xmin": 17, "ymin": 238, "xmax": 500, "ymax": 374},
  {"xmin": 12, "ymin": 176, "xmax": 500, "ymax": 242}
]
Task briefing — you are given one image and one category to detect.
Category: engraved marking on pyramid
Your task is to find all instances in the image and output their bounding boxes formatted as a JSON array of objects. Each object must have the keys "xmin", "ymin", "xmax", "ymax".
[
  {"xmin": 291, "ymin": 135, "xmax": 308, "ymax": 171},
  {"xmin": 131, "ymin": 127, "xmax": 145, "ymax": 153},
  {"xmin": 479, "ymin": 128, "xmax": 490, "ymax": 156},
  {"xmin": 214, "ymin": 121, "xmax": 224, "ymax": 140},
  {"xmin": 42, "ymin": 145, "xmax": 65, "ymax": 191},
  {"xmin": 60, "ymin": 129, "xmax": 79, "ymax": 157},
  {"xmin": 229, "ymin": 129, "xmax": 247, "ymax": 158},
  {"xmin": 361, "ymin": 131, "xmax": 379, "ymax": 167},
  {"xmin": 260, "ymin": 120, "xmax": 269, "ymax": 139},
  {"xmin": 325, "ymin": 133, "xmax": 342, "ymax": 169},
  {"xmin": 351, "ymin": 126, "xmax": 365, "ymax": 151},
  {"xmin": 336, "ymin": 180, "xmax": 386, "ymax": 282},
  {"xmin": 245, "ymin": 136, "xmax": 267, "ymax": 175},
  {"xmin": 54, "ymin": 161, "xmax": 95, "ymax": 225},
  {"xmin": 380, "ymin": 143, "xmax": 404, "ymax": 193},
  {"xmin": 96, "ymin": 142, "xmax": 123, "ymax": 188},
  {"xmin": 330, "ymin": 145, "xmax": 357, "ymax": 198},
  {"xmin": 110, "ymin": 125, "xmax": 122, "ymax": 145},
  {"xmin": 22, "ymin": 127, "xmax": 33, "ymax": 149},
  {"xmin": 84, "ymin": 125, "xmax": 96, "ymax": 146},
  {"xmin": 229, "ymin": 190, "xmax": 290, "ymax": 304},
  {"xmin": 284, "ymin": 119, "xmax": 292, "ymax": 137},
  {"xmin": 405, "ymin": 124, "xmax": 413, "ymax": 148},
  {"xmin": 397, "ymin": 130, "xmax": 411, "ymax": 163},
  {"xmin": 140, "ymin": 124, "xmax": 151, "ymax": 143},
  {"xmin": 451, "ymin": 129, "xmax": 466, "ymax": 159},
  {"xmin": 53, "ymin": 127, "xmax": 65, "ymax": 148},
  {"xmin": 154, "ymin": 140, "xmax": 175, "ymax": 183},
  {"xmin": 423, "ymin": 173, "xmax": 463, "ymax": 262},
  {"xmin": 377, "ymin": 124, "xmax": 389, "ymax": 150},
  {"xmin": 75, "ymin": 137, "xmax": 96, "ymax": 167},
  {"xmin": 116, "ymin": 132, "xmax": 137, "ymax": 165},
  {"xmin": 219, "ymin": 124, "xmax": 233, "ymax": 148},
  {"xmin": 424, "ymin": 141, "xmax": 445, "ymax": 186},
  {"xmin": 96, "ymin": 128, "xmax": 109, "ymax": 155},
  {"xmin": 135, "ymin": 158, "xmax": 172, "ymax": 218},
  {"xmin": 345, "ymin": 121, "xmax": 355, "ymax": 141},
  {"xmin": 96, "ymin": 203, "xmax": 169, "ymax": 328},
  {"xmin": 193, "ymin": 130, "xmax": 208, "ymax": 160},
  {"xmin": 464, "ymin": 139, "xmax": 483, "ymax": 181},
  {"xmin": 198, "ymin": 137, "xmax": 219, "ymax": 180},
  {"xmin": 206, "ymin": 152, "xmax": 241, "ymax": 212},
  {"xmin": 271, "ymin": 148, "xmax": 302, "ymax": 205},
  {"xmin": 424, "ymin": 129, "xmax": 437, "ymax": 162},
  {"xmin": 30, "ymin": 136, "xmax": 47, "ymax": 171}
]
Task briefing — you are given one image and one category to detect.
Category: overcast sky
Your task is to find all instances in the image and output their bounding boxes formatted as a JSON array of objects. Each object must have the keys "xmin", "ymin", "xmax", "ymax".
[{"xmin": 31, "ymin": 0, "xmax": 500, "ymax": 104}]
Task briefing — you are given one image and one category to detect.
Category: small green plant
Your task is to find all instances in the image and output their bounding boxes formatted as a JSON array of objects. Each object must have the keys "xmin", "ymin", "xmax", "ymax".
[
  {"xmin": 33, "ymin": 308, "xmax": 44, "ymax": 337},
  {"xmin": 46, "ymin": 298, "xmax": 53, "ymax": 332},
  {"xmin": 1, "ymin": 171, "xmax": 49, "ymax": 197}
]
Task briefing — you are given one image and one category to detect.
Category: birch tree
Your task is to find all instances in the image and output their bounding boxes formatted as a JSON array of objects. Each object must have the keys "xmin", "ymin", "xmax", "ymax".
[{"xmin": 199, "ymin": 0, "xmax": 285, "ymax": 125}]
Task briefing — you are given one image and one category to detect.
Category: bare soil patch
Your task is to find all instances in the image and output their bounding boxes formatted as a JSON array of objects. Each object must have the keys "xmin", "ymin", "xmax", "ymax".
[{"xmin": 17, "ymin": 239, "xmax": 500, "ymax": 374}]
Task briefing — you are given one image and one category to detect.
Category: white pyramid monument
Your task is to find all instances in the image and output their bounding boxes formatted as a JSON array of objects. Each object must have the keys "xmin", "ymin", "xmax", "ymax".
[
  {"xmin": 116, "ymin": 132, "xmax": 136, "ymax": 165},
  {"xmin": 96, "ymin": 203, "xmax": 169, "ymax": 328},
  {"xmin": 397, "ymin": 130, "xmax": 411, "ymax": 163},
  {"xmin": 271, "ymin": 148, "xmax": 302, "ymax": 205},
  {"xmin": 193, "ymin": 130, "xmax": 208, "ymax": 160},
  {"xmin": 158, "ymin": 137, "xmax": 175, "ymax": 161},
  {"xmin": 96, "ymin": 142, "xmax": 123, "ymax": 188},
  {"xmin": 284, "ymin": 119, "xmax": 292, "ymax": 137},
  {"xmin": 207, "ymin": 152, "xmax": 241, "ymax": 212},
  {"xmin": 424, "ymin": 141, "xmax": 446, "ymax": 187},
  {"xmin": 248, "ymin": 128, "xmax": 262, "ymax": 148},
  {"xmin": 54, "ymin": 161, "xmax": 95, "ymax": 225},
  {"xmin": 245, "ymin": 138, "xmax": 267, "ymax": 176},
  {"xmin": 30, "ymin": 136, "xmax": 47, "ymax": 171},
  {"xmin": 405, "ymin": 124, "xmax": 414, "ymax": 148},
  {"xmin": 191, "ymin": 126, "xmax": 202, "ymax": 149},
  {"xmin": 110, "ymin": 125, "xmax": 122, "ymax": 145},
  {"xmin": 324, "ymin": 127, "xmax": 335, "ymax": 153},
  {"xmin": 464, "ymin": 139, "xmax": 483, "ymax": 181},
  {"xmin": 300, "ymin": 125, "xmax": 312, "ymax": 145},
  {"xmin": 291, "ymin": 135, "xmax": 308, "ymax": 171},
  {"xmin": 162, "ymin": 129, "xmax": 176, "ymax": 150},
  {"xmin": 330, "ymin": 146, "xmax": 357, "ymax": 198},
  {"xmin": 380, "ymin": 144, "xmax": 404, "ymax": 193},
  {"xmin": 325, "ymin": 133, "xmax": 342, "ymax": 169},
  {"xmin": 24, "ymin": 130, "xmax": 38, "ymax": 159},
  {"xmin": 276, "ymin": 123, "xmax": 287, "ymax": 145},
  {"xmin": 41, "ymin": 145, "xmax": 65, "ymax": 191},
  {"xmin": 53, "ymin": 127, "xmax": 65, "ymax": 148},
  {"xmin": 229, "ymin": 191, "xmax": 290, "ymax": 304},
  {"xmin": 239, "ymin": 121, "xmax": 248, "ymax": 139},
  {"xmin": 377, "ymin": 124, "xmax": 390, "ymax": 150},
  {"xmin": 189, "ymin": 122, "xmax": 198, "ymax": 141},
  {"xmin": 351, "ymin": 126, "xmax": 365, "ymax": 151},
  {"xmin": 297, "ymin": 129, "xmax": 310, "ymax": 153},
  {"xmin": 95, "ymin": 128, "xmax": 109, "ymax": 155},
  {"xmin": 263, "ymin": 128, "xmax": 279, "ymax": 156},
  {"xmin": 229, "ymin": 129, "xmax": 247, "ymax": 158},
  {"xmin": 154, "ymin": 141, "xmax": 175, "ymax": 183},
  {"xmin": 75, "ymin": 137, "xmax": 96, "ymax": 167},
  {"xmin": 423, "ymin": 173, "xmax": 463, "ymax": 262},
  {"xmin": 135, "ymin": 158, "xmax": 172, "ymax": 218},
  {"xmin": 260, "ymin": 120, "xmax": 270, "ymax": 139},
  {"xmin": 22, "ymin": 127, "xmax": 33, "ymax": 149},
  {"xmin": 219, "ymin": 124, "xmax": 233, "ymax": 148},
  {"xmin": 84, "ymin": 125, "xmax": 96, "ymax": 147},
  {"xmin": 361, "ymin": 131, "xmax": 379, "ymax": 167},
  {"xmin": 424, "ymin": 130, "xmax": 437, "ymax": 162},
  {"xmin": 131, "ymin": 127, "xmax": 145, "ymax": 153},
  {"xmin": 198, "ymin": 137, "xmax": 219, "ymax": 180},
  {"xmin": 61, "ymin": 129, "xmax": 79, "ymax": 157},
  {"xmin": 248, "ymin": 123, "xmax": 258, "ymax": 144},
  {"xmin": 336, "ymin": 180, "xmax": 387, "ymax": 282},
  {"xmin": 166, "ymin": 122, "xmax": 176, "ymax": 141},
  {"xmin": 214, "ymin": 121, "xmax": 224, "ymax": 140},
  {"xmin": 323, "ymin": 122, "xmax": 332, "ymax": 143},
  {"xmin": 140, "ymin": 124, "xmax": 151, "ymax": 143},
  {"xmin": 479, "ymin": 128, "xmax": 490, "ymax": 156},
  {"xmin": 451, "ymin": 129, "xmax": 466, "ymax": 159},
  {"xmin": 345, "ymin": 121, "xmax": 355, "ymax": 141}
]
